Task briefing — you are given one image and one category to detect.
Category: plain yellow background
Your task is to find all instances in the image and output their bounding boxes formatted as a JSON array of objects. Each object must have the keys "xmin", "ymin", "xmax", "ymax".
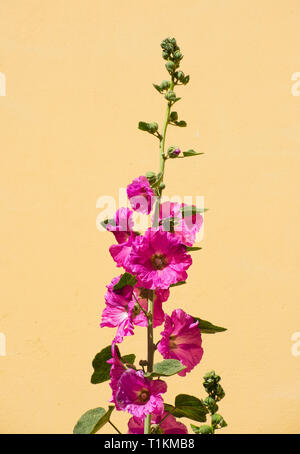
[{"xmin": 0, "ymin": 0, "xmax": 300, "ymax": 434}]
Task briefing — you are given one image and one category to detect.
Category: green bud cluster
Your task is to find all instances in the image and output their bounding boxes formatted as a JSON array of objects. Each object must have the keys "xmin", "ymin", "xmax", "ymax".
[
  {"xmin": 203, "ymin": 370, "xmax": 225, "ymax": 402},
  {"xmin": 191, "ymin": 370, "xmax": 227, "ymax": 435}
]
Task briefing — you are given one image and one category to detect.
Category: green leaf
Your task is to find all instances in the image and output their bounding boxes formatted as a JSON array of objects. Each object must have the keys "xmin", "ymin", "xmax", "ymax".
[
  {"xmin": 91, "ymin": 345, "xmax": 136, "ymax": 384},
  {"xmin": 181, "ymin": 206, "xmax": 208, "ymax": 217},
  {"xmin": 173, "ymin": 97, "xmax": 181, "ymax": 104},
  {"xmin": 150, "ymin": 359, "xmax": 186, "ymax": 377},
  {"xmin": 100, "ymin": 218, "xmax": 115, "ymax": 229},
  {"xmin": 121, "ymin": 354, "xmax": 136, "ymax": 365},
  {"xmin": 113, "ymin": 272, "xmax": 137, "ymax": 291},
  {"xmin": 170, "ymin": 281, "xmax": 186, "ymax": 287},
  {"xmin": 183, "ymin": 150, "xmax": 204, "ymax": 157},
  {"xmin": 153, "ymin": 84, "xmax": 162, "ymax": 93},
  {"xmin": 164, "ymin": 395, "xmax": 208, "ymax": 422},
  {"xmin": 186, "ymin": 247, "xmax": 202, "ymax": 252},
  {"xmin": 193, "ymin": 317, "xmax": 227, "ymax": 334},
  {"xmin": 212, "ymin": 413, "xmax": 227, "ymax": 429},
  {"xmin": 91, "ymin": 345, "xmax": 112, "ymax": 384},
  {"xmin": 73, "ymin": 406, "xmax": 114, "ymax": 434},
  {"xmin": 191, "ymin": 424, "xmax": 212, "ymax": 434}
]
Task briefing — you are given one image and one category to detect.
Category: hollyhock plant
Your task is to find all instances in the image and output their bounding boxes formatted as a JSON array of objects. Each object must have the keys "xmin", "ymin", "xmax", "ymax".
[
  {"xmin": 158, "ymin": 308, "xmax": 204, "ymax": 376},
  {"xmin": 127, "ymin": 176, "xmax": 155, "ymax": 214},
  {"xmin": 128, "ymin": 411, "xmax": 188, "ymax": 434},
  {"xmin": 125, "ymin": 228, "xmax": 192, "ymax": 290},
  {"xmin": 115, "ymin": 369, "xmax": 167, "ymax": 419},
  {"xmin": 74, "ymin": 37, "xmax": 227, "ymax": 436}
]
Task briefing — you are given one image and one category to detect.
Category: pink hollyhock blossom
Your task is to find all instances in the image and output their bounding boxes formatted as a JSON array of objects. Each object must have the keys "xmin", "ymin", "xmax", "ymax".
[
  {"xmin": 157, "ymin": 201, "xmax": 203, "ymax": 247},
  {"xmin": 109, "ymin": 232, "xmax": 137, "ymax": 269},
  {"xmin": 158, "ymin": 308, "xmax": 203, "ymax": 376},
  {"xmin": 100, "ymin": 275, "xmax": 135, "ymax": 343},
  {"xmin": 127, "ymin": 176, "xmax": 155, "ymax": 214},
  {"xmin": 132, "ymin": 288, "xmax": 169, "ymax": 328},
  {"xmin": 106, "ymin": 207, "xmax": 134, "ymax": 244},
  {"xmin": 128, "ymin": 411, "xmax": 188, "ymax": 434},
  {"xmin": 115, "ymin": 369, "xmax": 167, "ymax": 419},
  {"xmin": 107, "ymin": 343, "xmax": 126, "ymax": 410},
  {"xmin": 125, "ymin": 229, "xmax": 192, "ymax": 290}
]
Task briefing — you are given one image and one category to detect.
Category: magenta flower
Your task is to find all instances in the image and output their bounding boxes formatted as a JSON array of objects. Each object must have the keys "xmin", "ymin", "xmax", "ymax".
[
  {"xmin": 125, "ymin": 229, "xmax": 192, "ymax": 290},
  {"xmin": 127, "ymin": 176, "xmax": 155, "ymax": 214},
  {"xmin": 158, "ymin": 309, "xmax": 204, "ymax": 376},
  {"xmin": 132, "ymin": 288, "xmax": 169, "ymax": 328},
  {"xmin": 106, "ymin": 207, "xmax": 134, "ymax": 244},
  {"xmin": 128, "ymin": 411, "xmax": 188, "ymax": 434},
  {"xmin": 115, "ymin": 369, "xmax": 167, "ymax": 419},
  {"xmin": 109, "ymin": 232, "xmax": 137, "ymax": 269},
  {"xmin": 157, "ymin": 201, "xmax": 203, "ymax": 247},
  {"xmin": 107, "ymin": 343, "xmax": 126, "ymax": 410},
  {"xmin": 100, "ymin": 275, "xmax": 135, "ymax": 343}
]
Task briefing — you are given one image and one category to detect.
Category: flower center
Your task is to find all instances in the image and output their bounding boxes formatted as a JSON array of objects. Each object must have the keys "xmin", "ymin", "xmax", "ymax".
[
  {"xmin": 169, "ymin": 335, "xmax": 177, "ymax": 350},
  {"xmin": 138, "ymin": 388, "xmax": 150, "ymax": 403},
  {"xmin": 151, "ymin": 254, "xmax": 168, "ymax": 270}
]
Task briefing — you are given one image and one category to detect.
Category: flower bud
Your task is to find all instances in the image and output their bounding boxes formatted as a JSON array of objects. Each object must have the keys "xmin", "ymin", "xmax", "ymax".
[
  {"xmin": 165, "ymin": 91, "xmax": 176, "ymax": 101},
  {"xmin": 160, "ymin": 80, "xmax": 171, "ymax": 90},
  {"xmin": 167, "ymin": 146, "xmax": 181, "ymax": 158},
  {"xmin": 176, "ymin": 70, "xmax": 185, "ymax": 81},
  {"xmin": 165, "ymin": 61, "xmax": 176, "ymax": 73},
  {"xmin": 174, "ymin": 50, "xmax": 183, "ymax": 60},
  {"xmin": 148, "ymin": 122, "xmax": 158, "ymax": 133},
  {"xmin": 170, "ymin": 111, "xmax": 178, "ymax": 121}
]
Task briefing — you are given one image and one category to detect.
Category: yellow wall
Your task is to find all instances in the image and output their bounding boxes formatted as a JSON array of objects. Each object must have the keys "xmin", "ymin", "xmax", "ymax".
[{"xmin": 0, "ymin": 0, "xmax": 300, "ymax": 434}]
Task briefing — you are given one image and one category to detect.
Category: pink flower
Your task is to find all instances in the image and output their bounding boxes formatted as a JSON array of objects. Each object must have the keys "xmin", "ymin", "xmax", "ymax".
[
  {"xmin": 115, "ymin": 369, "xmax": 167, "ymax": 419},
  {"xmin": 128, "ymin": 411, "xmax": 188, "ymax": 434},
  {"xmin": 127, "ymin": 176, "xmax": 155, "ymax": 214},
  {"xmin": 107, "ymin": 343, "xmax": 126, "ymax": 410},
  {"xmin": 125, "ymin": 229, "xmax": 192, "ymax": 290},
  {"xmin": 100, "ymin": 275, "xmax": 135, "ymax": 343},
  {"xmin": 132, "ymin": 288, "xmax": 169, "ymax": 328},
  {"xmin": 158, "ymin": 309, "xmax": 203, "ymax": 376},
  {"xmin": 106, "ymin": 207, "xmax": 134, "ymax": 244},
  {"xmin": 157, "ymin": 202, "xmax": 203, "ymax": 247},
  {"xmin": 109, "ymin": 232, "xmax": 137, "ymax": 269}
]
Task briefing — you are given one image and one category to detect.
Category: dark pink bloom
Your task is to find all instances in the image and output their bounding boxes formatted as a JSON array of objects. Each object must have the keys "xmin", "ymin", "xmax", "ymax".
[
  {"xmin": 132, "ymin": 288, "xmax": 169, "ymax": 328},
  {"xmin": 109, "ymin": 232, "xmax": 137, "ymax": 269},
  {"xmin": 128, "ymin": 411, "xmax": 188, "ymax": 434},
  {"xmin": 100, "ymin": 275, "xmax": 135, "ymax": 343},
  {"xmin": 158, "ymin": 309, "xmax": 203, "ymax": 376},
  {"xmin": 125, "ymin": 229, "xmax": 192, "ymax": 290},
  {"xmin": 127, "ymin": 176, "xmax": 155, "ymax": 214},
  {"xmin": 107, "ymin": 343, "xmax": 126, "ymax": 410},
  {"xmin": 115, "ymin": 369, "xmax": 167, "ymax": 419},
  {"xmin": 157, "ymin": 201, "xmax": 203, "ymax": 247},
  {"xmin": 106, "ymin": 207, "xmax": 134, "ymax": 244}
]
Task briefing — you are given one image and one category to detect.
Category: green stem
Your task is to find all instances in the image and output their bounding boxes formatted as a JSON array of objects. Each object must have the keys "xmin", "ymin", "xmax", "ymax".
[
  {"xmin": 153, "ymin": 79, "xmax": 174, "ymax": 227},
  {"xmin": 108, "ymin": 420, "xmax": 122, "ymax": 434},
  {"xmin": 144, "ymin": 77, "xmax": 174, "ymax": 435}
]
